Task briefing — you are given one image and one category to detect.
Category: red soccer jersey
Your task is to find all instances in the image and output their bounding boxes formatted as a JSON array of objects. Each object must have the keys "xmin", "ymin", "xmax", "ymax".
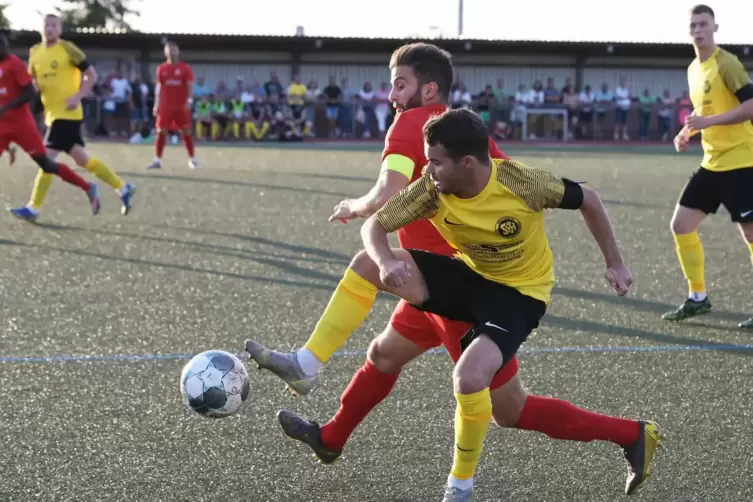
[
  {"xmin": 0, "ymin": 54, "xmax": 35, "ymax": 130},
  {"xmin": 382, "ymin": 103, "xmax": 509, "ymax": 254},
  {"xmin": 156, "ymin": 61, "xmax": 194, "ymax": 111}
]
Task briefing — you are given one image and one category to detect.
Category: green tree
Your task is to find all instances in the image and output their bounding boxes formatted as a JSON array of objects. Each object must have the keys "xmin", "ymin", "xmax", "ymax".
[
  {"xmin": 60, "ymin": 0, "xmax": 140, "ymax": 31},
  {"xmin": 0, "ymin": 4, "xmax": 11, "ymax": 30}
]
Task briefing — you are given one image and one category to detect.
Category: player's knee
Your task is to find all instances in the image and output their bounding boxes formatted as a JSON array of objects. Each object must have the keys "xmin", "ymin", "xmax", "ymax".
[
  {"xmin": 452, "ymin": 365, "xmax": 491, "ymax": 395},
  {"xmin": 33, "ymin": 155, "xmax": 58, "ymax": 174},
  {"xmin": 349, "ymin": 250, "xmax": 379, "ymax": 281}
]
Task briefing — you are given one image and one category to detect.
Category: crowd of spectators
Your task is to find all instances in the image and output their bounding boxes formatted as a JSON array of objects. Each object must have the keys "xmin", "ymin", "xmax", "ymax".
[{"xmin": 70, "ymin": 67, "xmax": 695, "ymax": 143}]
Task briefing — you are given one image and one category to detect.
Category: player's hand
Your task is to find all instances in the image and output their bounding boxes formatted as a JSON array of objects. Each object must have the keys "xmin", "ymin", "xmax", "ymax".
[
  {"xmin": 379, "ymin": 259, "xmax": 413, "ymax": 289},
  {"xmin": 65, "ymin": 95, "xmax": 81, "ymax": 110},
  {"xmin": 685, "ymin": 113, "xmax": 714, "ymax": 131},
  {"xmin": 604, "ymin": 263, "xmax": 633, "ymax": 296},
  {"xmin": 673, "ymin": 131, "xmax": 690, "ymax": 152},
  {"xmin": 328, "ymin": 199, "xmax": 359, "ymax": 222}
]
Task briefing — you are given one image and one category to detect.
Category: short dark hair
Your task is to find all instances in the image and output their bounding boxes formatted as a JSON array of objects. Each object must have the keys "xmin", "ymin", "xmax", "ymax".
[
  {"xmin": 389, "ymin": 43, "xmax": 454, "ymax": 100},
  {"xmin": 690, "ymin": 4, "xmax": 715, "ymax": 17},
  {"xmin": 423, "ymin": 109, "xmax": 490, "ymax": 163}
]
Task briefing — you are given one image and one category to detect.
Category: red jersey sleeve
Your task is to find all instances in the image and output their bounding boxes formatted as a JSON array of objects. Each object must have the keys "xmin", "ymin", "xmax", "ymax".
[
  {"xmin": 10, "ymin": 55, "xmax": 31, "ymax": 88},
  {"xmin": 488, "ymin": 137, "xmax": 509, "ymax": 160},
  {"xmin": 382, "ymin": 113, "xmax": 424, "ymax": 167}
]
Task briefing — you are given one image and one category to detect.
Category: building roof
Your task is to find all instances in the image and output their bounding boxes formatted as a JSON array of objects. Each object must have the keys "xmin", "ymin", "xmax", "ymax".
[{"xmin": 9, "ymin": 29, "xmax": 752, "ymax": 60}]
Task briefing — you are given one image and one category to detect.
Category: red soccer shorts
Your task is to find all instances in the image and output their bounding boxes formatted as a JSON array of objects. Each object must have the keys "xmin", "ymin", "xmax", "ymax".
[
  {"xmin": 390, "ymin": 300, "xmax": 519, "ymax": 390},
  {"xmin": 156, "ymin": 108, "xmax": 191, "ymax": 131},
  {"xmin": 0, "ymin": 119, "xmax": 45, "ymax": 157}
]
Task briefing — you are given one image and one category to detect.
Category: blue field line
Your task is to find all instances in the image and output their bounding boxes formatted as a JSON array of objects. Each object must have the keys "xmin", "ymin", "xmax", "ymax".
[{"xmin": 1, "ymin": 343, "xmax": 752, "ymax": 364}]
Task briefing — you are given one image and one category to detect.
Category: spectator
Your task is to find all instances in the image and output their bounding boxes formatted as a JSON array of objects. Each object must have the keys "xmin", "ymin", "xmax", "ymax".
[
  {"xmin": 578, "ymin": 84, "xmax": 595, "ymax": 138},
  {"xmin": 264, "ymin": 72, "xmax": 283, "ymax": 99},
  {"xmin": 340, "ymin": 77, "xmax": 355, "ymax": 136},
  {"xmin": 374, "ymin": 82, "xmax": 391, "ymax": 138},
  {"xmin": 250, "ymin": 80, "xmax": 266, "ymax": 100},
  {"xmin": 657, "ymin": 89, "xmax": 674, "ymax": 141},
  {"xmin": 128, "ymin": 76, "xmax": 150, "ymax": 143},
  {"xmin": 322, "ymin": 76, "xmax": 342, "ymax": 138},
  {"xmin": 476, "ymin": 85, "xmax": 495, "ymax": 123},
  {"xmin": 594, "ymin": 83, "xmax": 614, "ymax": 139},
  {"xmin": 495, "ymin": 78, "xmax": 507, "ymax": 102},
  {"xmin": 638, "ymin": 87, "xmax": 656, "ymax": 140},
  {"xmin": 676, "ymin": 90, "xmax": 692, "ymax": 134},
  {"xmin": 451, "ymin": 83, "xmax": 472, "ymax": 109},
  {"xmin": 543, "ymin": 77, "xmax": 563, "ymax": 139},
  {"xmin": 614, "ymin": 77, "xmax": 631, "ymax": 140},
  {"xmin": 109, "ymin": 69, "xmax": 132, "ymax": 137},
  {"xmin": 305, "ymin": 79, "xmax": 320, "ymax": 103},
  {"xmin": 561, "ymin": 84, "xmax": 579, "ymax": 140},
  {"xmin": 194, "ymin": 76, "xmax": 212, "ymax": 98},
  {"xmin": 359, "ymin": 82, "xmax": 376, "ymax": 138},
  {"xmin": 511, "ymin": 84, "xmax": 531, "ymax": 139}
]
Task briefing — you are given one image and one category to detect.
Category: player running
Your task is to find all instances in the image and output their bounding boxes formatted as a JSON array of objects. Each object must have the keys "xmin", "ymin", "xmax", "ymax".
[
  {"xmin": 245, "ymin": 43, "xmax": 661, "ymax": 497},
  {"xmin": 147, "ymin": 42, "xmax": 198, "ymax": 170},
  {"xmin": 0, "ymin": 33, "xmax": 100, "ymax": 214},
  {"xmin": 664, "ymin": 4, "xmax": 753, "ymax": 329},
  {"xmin": 9, "ymin": 13, "xmax": 134, "ymax": 222}
]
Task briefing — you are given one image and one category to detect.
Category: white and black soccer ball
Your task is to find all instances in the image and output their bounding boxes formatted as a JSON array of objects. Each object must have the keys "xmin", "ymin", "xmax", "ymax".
[{"xmin": 180, "ymin": 350, "xmax": 250, "ymax": 418}]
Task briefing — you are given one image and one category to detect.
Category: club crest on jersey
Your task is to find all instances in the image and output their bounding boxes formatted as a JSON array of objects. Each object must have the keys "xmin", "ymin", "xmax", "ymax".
[
  {"xmin": 703, "ymin": 80, "xmax": 711, "ymax": 94},
  {"xmin": 50, "ymin": 60, "xmax": 58, "ymax": 69},
  {"xmin": 495, "ymin": 216, "xmax": 521, "ymax": 238}
]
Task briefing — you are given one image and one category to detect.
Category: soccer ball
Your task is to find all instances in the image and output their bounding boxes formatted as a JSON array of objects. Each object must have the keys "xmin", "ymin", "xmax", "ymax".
[{"xmin": 180, "ymin": 350, "xmax": 250, "ymax": 418}]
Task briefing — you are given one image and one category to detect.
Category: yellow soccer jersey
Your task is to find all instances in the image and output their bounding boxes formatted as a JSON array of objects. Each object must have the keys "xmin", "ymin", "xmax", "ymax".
[
  {"xmin": 376, "ymin": 159, "xmax": 572, "ymax": 304},
  {"xmin": 688, "ymin": 47, "xmax": 753, "ymax": 171},
  {"xmin": 28, "ymin": 40, "xmax": 88, "ymax": 125}
]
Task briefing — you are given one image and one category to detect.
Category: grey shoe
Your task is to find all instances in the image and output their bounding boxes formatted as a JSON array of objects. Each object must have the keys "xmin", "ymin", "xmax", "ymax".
[
  {"xmin": 244, "ymin": 339, "xmax": 318, "ymax": 396},
  {"xmin": 277, "ymin": 410, "xmax": 342, "ymax": 464},
  {"xmin": 442, "ymin": 485, "xmax": 473, "ymax": 502}
]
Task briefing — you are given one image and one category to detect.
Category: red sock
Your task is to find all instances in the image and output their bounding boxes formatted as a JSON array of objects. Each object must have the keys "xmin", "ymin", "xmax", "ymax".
[
  {"xmin": 182, "ymin": 134, "xmax": 195, "ymax": 157},
  {"xmin": 56, "ymin": 162, "xmax": 91, "ymax": 191},
  {"xmin": 319, "ymin": 360, "xmax": 400, "ymax": 451},
  {"xmin": 516, "ymin": 395, "xmax": 640, "ymax": 447},
  {"xmin": 155, "ymin": 132, "xmax": 166, "ymax": 158}
]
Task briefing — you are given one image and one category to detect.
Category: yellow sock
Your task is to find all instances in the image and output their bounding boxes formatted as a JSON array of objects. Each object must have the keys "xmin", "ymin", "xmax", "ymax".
[
  {"xmin": 303, "ymin": 267, "xmax": 378, "ymax": 363},
  {"xmin": 232, "ymin": 122, "xmax": 241, "ymax": 139},
  {"xmin": 451, "ymin": 389, "xmax": 493, "ymax": 480},
  {"xmin": 748, "ymin": 242, "xmax": 753, "ymax": 266},
  {"xmin": 211, "ymin": 123, "xmax": 219, "ymax": 140},
  {"xmin": 29, "ymin": 171, "xmax": 54, "ymax": 210},
  {"xmin": 674, "ymin": 231, "xmax": 705, "ymax": 294},
  {"xmin": 85, "ymin": 158, "xmax": 124, "ymax": 191}
]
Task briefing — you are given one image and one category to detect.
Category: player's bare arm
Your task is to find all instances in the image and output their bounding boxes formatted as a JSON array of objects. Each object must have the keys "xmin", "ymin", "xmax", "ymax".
[
  {"xmin": 153, "ymin": 83, "xmax": 161, "ymax": 116},
  {"xmin": 363, "ymin": 175, "xmax": 439, "ymax": 287},
  {"xmin": 329, "ymin": 168, "xmax": 410, "ymax": 222},
  {"xmin": 577, "ymin": 184, "xmax": 633, "ymax": 295},
  {"xmin": 0, "ymin": 82, "xmax": 35, "ymax": 118}
]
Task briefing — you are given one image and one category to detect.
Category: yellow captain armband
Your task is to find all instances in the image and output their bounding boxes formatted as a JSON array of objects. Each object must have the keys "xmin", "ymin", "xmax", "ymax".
[{"xmin": 380, "ymin": 154, "xmax": 414, "ymax": 179}]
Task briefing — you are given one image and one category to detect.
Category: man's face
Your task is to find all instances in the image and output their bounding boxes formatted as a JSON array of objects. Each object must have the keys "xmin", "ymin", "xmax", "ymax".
[
  {"xmin": 389, "ymin": 66, "xmax": 424, "ymax": 112},
  {"xmin": 43, "ymin": 15, "xmax": 62, "ymax": 41},
  {"xmin": 164, "ymin": 43, "xmax": 179, "ymax": 60},
  {"xmin": 690, "ymin": 12, "xmax": 716, "ymax": 47},
  {"xmin": 424, "ymin": 142, "xmax": 467, "ymax": 194}
]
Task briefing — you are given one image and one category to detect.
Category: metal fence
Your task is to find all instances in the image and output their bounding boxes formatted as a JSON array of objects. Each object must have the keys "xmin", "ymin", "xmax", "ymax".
[{"xmin": 75, "ymin": 94, "xmax": 689, "ymax": 143}]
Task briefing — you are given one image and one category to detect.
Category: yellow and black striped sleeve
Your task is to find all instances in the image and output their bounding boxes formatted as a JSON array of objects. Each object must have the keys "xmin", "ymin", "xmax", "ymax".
[
  {"xmin": 718, "ymin": 50, "xmax": 753, "ymax": 103},
  {"xmin": 376, "ymin": 175, "xmax": 441, "ymax": 232},
  {"xmin": 496, "ymin": 159, "xmax": 583, "ymax": 211},
  {"xmin": 60, "ymin": 40, "xmax": 90, "ymax": 71}
]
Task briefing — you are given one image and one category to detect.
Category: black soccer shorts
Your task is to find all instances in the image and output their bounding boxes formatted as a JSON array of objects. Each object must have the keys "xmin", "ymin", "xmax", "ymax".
[
  {"xmin": 678, "ymin": 166, "xmax": 753, "ymax": 223},
  {"xmin": 44, "ymin": 119, "xmax": 85, "ymax": 153},
  {"xmin": 406, "ymin": 249, "xmax": 547, "ymax": 366}
]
